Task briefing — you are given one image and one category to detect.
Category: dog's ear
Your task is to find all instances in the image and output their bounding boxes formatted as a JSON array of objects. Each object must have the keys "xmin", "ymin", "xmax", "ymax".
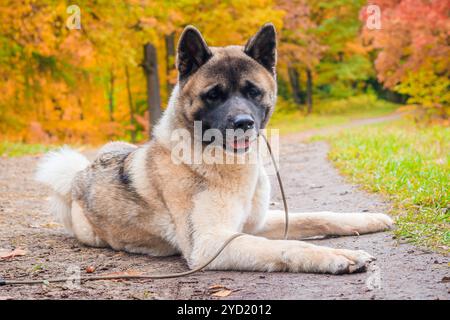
[
  {"xmin": 177, "ymin": 25, "xmax": 212, "ymax": 80},
  {"xmin": 244, "ymin": 23, "xmax": 277, "ymax": 75}
]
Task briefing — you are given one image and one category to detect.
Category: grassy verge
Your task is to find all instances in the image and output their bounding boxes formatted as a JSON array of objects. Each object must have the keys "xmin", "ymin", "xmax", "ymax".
[
  {"xmin": 269, "ymin": 94, "xmax": 399, "ymax": 134},
  {"xmin": 319, "ymin": 119, "xmax": 449, "ymax": 252},
  {"xmin": 0, "ymin": 141, "xmax": 58, "ymax": 157}
]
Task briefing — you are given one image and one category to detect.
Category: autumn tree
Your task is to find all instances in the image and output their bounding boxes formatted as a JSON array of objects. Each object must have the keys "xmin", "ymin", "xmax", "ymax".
[
  {"xmin": 276, "ymin": 0, "xmax": 372, "ymax": 113},
  {"xmin": 4, "ymin": 0, "xmax": 442, "ymax": 144},
  {"xmin": 310, "ymin": 0, "xmax": 374, "ymax": 100},
  {"xmin": 361, "ymin": 0, "xmax": 449, "ymax": 119},
  {"xmin": 276, "ymin": 0, "xmax": 324, "ymax": 112}
]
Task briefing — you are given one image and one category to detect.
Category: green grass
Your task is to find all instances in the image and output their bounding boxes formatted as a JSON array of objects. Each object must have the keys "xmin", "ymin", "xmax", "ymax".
[
  {"xmin": 321, "ymin": 120, "xmax": 449, "ymax": 252},
  {"xmin": 0, "ymin": 141, "xmax": 57, "ymax": 157},
  {"xmin": 269, "ymin": 94, "xmax": 399, "ymax": 134}
]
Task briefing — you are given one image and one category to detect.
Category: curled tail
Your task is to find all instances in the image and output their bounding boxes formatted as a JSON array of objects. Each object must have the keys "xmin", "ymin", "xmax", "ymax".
[{"xmin": 35, "ymin": 147, "xmax": 90, "ymax": 235}]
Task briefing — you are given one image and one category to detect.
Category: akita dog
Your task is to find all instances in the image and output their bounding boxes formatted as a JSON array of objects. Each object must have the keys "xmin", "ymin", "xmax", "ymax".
[{"xmin": 36, "ymin": 24, "xmax": 393, "ymax": 274}]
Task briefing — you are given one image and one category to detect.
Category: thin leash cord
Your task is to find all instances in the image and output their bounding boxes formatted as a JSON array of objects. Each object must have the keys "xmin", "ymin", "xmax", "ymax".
[
  {"xmin": 260, "ymin": 133, "xmax": 289, "ymax": 240},
  {"xmin": 0, "ymin": 136, "xmax": 288, "ymax": 286},
  {"xmin": 0, "ymin": 233, "xmax": 245, "ymax": 286}
]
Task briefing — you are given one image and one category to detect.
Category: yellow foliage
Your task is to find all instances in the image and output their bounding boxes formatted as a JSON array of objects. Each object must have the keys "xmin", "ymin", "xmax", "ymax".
[
  {"xmin": 0, "ymin": 0, "xmax": 285, "ymax": 144},
  {"xmin": 395, "ymin": 65, "xmax": 450, "ymax": 121}
]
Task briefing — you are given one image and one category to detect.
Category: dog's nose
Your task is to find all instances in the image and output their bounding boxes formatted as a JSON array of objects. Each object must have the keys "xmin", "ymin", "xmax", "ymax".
[{"xmin": 232, "ymin": 114, "xmax": 255, "ymax": 130}]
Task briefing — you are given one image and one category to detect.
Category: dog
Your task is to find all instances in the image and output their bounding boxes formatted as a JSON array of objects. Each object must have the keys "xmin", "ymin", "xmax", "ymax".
[{"xmin": 36, "ymin": 23, "xmax": 393, "ymax": 274}]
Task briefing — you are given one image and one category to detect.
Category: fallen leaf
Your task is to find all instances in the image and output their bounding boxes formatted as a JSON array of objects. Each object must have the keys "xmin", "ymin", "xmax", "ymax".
[
  {"xmin": 41, "ymin": 222, "xmax": 60, "ymax": 229},
  {"xmin": 103, "ymin": 270, "xmax": 142, "ymax": 277},
  {"xmin": 208, "ymin": 284, "xmax": 226, "ymax": 291},
  {"xmin": 113, "ymin": 252, "xmax": 126, "ymax": 257},
  {"xmin": 208, "ymin": 284, "xmax": 234, "ymax": 297},
  {"xmin": 100, "ymin": 270, "xmax": 143, "ymax": 281},
  {"xmin": 211, "ymin": 289, "xmax": 233, "ymax": 297},
  {"xmin": 0, "ymin": 248, "xmax": 27, "ymax": 259}
]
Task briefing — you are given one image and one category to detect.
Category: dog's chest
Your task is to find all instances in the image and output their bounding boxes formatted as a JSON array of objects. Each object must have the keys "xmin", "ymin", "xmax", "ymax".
[{"xmin": 221, "ymin": 165, "xmax": 261, "ymax": 226}]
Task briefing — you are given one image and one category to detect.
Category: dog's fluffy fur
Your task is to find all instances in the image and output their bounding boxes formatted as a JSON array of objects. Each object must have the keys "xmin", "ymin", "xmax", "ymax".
[{"xmin": 36, "ymin": 24, "xmax": 393, "ymax": 274}]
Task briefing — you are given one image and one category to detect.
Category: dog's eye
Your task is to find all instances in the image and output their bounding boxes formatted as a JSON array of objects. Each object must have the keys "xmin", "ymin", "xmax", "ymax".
[
  {"xmin": 249, "ymin": 87, "xmax": 261, "ymax": 98},
  {"xmin": 245, "ymin": 85, "xmax": 262, "ymax": 99},
  {"xmin": 205, "ymin": 87, "xmax": 222, "ymax": 101}
]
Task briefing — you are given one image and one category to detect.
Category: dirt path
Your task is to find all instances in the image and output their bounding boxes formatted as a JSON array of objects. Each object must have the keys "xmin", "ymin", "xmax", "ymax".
[
  {"xmin": 0, "ymin": 114, "xmax": 448, "ymax": 300},
  {"xmin": 283, "ymin": 112, "xmax": 403, "ymax": 142}
]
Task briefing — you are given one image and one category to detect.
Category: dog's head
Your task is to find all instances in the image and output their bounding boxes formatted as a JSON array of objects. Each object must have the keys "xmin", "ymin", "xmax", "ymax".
[{"xmin": 174, "ymin": 23, "xmax": 277, "ymax": 153}]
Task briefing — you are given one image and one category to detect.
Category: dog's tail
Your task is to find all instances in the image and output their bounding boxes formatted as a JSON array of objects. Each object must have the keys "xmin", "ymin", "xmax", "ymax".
[{"xmin": 35, "ymin": 147, "xmax": 90, "ymax": 235}]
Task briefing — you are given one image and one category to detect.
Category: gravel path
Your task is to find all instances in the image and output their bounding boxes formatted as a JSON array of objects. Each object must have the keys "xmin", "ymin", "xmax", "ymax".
[{"xmin": 0, "ymin": 115, "xmax": 448, "ymax": 300}]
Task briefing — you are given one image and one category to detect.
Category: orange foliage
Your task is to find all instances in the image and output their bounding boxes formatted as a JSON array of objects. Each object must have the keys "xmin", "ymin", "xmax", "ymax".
[
  {"xmin": 0, "ymin": 0, "xmax": 283, "ymax": 144},
  {"xmin": 1, "ymin": 0, "xmax": 445, "ymax": 145}
]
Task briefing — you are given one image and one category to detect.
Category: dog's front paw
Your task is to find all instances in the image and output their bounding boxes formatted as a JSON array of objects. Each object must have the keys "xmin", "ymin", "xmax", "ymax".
[
  {"xmin": 283, "ymin": 246, "xmax": 375, "ymax": 274},
  {"xmin": 329, "ymin": 249, "xmax": 375, "ymax": 274}
]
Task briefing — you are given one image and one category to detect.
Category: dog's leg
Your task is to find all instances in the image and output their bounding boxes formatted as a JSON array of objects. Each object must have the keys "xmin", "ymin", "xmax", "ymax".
[
  {"xmin": 190, "ymin": 230, "xmax": 374, "ymax": 274},
  {"xmin": 254, "ymin": 210, "xmax": 393, "ymax": 240},
  {"xmin": 71, "ymin": 201, "xmax": 107, "ymax": 247},
  {"xmin": 187, "ymin": 192, "xmax": 375, "ymax": 274}
]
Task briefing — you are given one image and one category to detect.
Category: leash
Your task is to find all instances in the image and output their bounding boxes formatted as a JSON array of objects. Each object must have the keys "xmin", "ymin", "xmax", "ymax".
[
  {"xmin": 260, "ymin": 133, "xmax": 289, "ymax": 239},
  {"xmin": 0, "ymin": 135, "xmax": 288, "ymax": 286},
  {"xmin": 0, "ymin": 233, "xmax": 245, "ymax": 286}
]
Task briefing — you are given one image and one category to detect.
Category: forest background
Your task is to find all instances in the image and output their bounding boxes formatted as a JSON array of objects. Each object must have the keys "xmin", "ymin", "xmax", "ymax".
[{"xmin": 1, "ymin": 0, "xmax": 448, "ymax": 145}]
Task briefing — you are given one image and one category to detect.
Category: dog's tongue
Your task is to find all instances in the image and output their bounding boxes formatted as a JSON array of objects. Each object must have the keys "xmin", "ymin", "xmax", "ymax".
[{"xmin": 232, "ymin": 138, "xmax": 250, "ymax": 150}]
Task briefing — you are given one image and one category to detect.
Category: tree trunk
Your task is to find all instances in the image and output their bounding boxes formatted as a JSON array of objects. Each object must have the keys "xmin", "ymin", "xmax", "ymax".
[
  {"xmin": 165, "ymin": 32, "xmax": 176, "ymax": 95},
  {"xmin": 108, "ymin": 69, "xmax": 115, "ymax": 122},
  {"xmin": 125, "ymin": 65, "xmax": 136, "ymax": 143},
  {"xmin": 142, "ymin": 43, "xmax": 162, "ymax": 138},
  {"xmin": 306, "ymin": 69, "xmax": 313, "ymax": 114},
  {"xmin": 287, "ymin": 65, "xmax": 304, "ymax": 106}
]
